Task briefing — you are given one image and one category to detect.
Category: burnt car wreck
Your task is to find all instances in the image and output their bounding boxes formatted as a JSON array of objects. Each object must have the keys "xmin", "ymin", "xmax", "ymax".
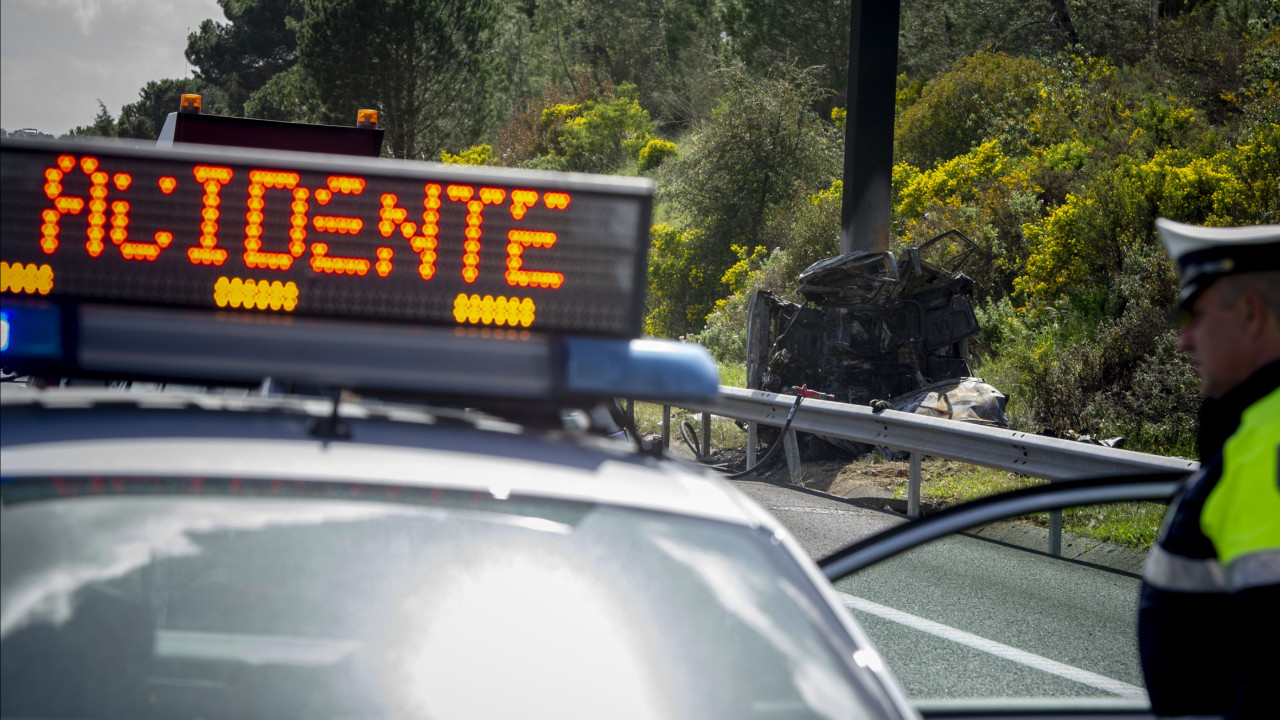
[{"xmin": 745, "ymin": 231, "xmax": 1007, "ymax": 457}]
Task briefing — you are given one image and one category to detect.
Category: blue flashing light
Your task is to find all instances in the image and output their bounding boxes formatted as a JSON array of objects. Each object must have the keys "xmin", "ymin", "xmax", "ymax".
[
  {"xmin": 0, "ymin": 304, "xmax": 63, "ymax": 359},
  {"xmin": 562, "ymin": 338, "xmax": 719, "ymax": 401}
]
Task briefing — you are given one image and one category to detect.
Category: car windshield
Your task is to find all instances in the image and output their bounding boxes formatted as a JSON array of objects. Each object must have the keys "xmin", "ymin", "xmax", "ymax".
[{"xmin": 1, "ymin": 480, "xmax": 879, "ymax": 719}]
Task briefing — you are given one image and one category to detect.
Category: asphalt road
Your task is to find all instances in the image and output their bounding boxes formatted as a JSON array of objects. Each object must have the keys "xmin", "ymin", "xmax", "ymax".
[
  {"xmin": 729, "ymin": 477, "xmax": 904, "ymax": 558},
  {"xmin": 731, "ymin": 477, "xmax": 1148, "ymax": 703}
]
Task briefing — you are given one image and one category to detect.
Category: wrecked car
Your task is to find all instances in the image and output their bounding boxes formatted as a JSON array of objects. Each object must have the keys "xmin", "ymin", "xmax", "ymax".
[{"xmin": 745, "ymin": 231, "xmax": 1007, "ymax": 457}]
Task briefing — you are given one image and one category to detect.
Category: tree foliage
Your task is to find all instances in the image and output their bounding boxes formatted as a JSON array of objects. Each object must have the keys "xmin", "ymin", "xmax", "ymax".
[
  {"xmin": 649, "ymin": 64, "xmax": 840, "ymax": 336},
  {"xmin": 186, "ymin": 0, "xmax": 304, "ymax": 114},
  {"xmin": 242, "ymin": 65, "xmax": 326, "ymax": 122},
  {"xmin": 298, "ymin": 0, "xmax": 500, "ymax": 159},
  {"xmin": 64, "ymin": 102, "xmax": 118, "ymax": 139},
  {"xmin": 896, "ymin": 53, "xmax": 1053, "ymax": 168},
  {"xmin": 119, "ymin": 79, "xmax": 226, "ymax": 140},
  {"xmin": 504, "ymin": 0, "xmax": 727, "ymax": 126},
  {"xmin": 719, "ymin": 0, "xmax": 849, "ymax": 105}
]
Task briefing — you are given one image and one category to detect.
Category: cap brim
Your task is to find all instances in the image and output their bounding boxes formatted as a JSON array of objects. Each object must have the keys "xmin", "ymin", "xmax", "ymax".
[{"xmin": 1157, "ymin": 218, "xmax": 1280, "ymax": 260}]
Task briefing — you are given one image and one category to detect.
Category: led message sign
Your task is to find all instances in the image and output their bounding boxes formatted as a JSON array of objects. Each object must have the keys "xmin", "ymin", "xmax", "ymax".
[{"xmin": 0, "ymin": 140, "xmax": 651, "ymax": 338}]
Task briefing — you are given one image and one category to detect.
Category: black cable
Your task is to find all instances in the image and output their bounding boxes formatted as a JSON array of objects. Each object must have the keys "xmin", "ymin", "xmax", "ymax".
[
  {"xmin": 679, "ymin": 418, "xmax": 730, "ymax": 470},
  {"xmin": 679, "ymin": 418, "xmax": 704, "ymax": 459},
  {"xmin": 608, "ymin": 398, "xmax": 665, "ymax": 457},
  {"xmin": 723, "ymin": 393, "xmax": 804, "ymax": 478}
]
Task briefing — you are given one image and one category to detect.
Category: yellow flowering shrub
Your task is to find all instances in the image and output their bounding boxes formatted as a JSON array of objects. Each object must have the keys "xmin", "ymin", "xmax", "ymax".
[
  {"xmin": 896, "ymin": 141, "xmax": 1014, "ymax": 217},
  {"xmin": 440, "ymin": 144, "xmax": 494, "ymax": 165},
  {"xmin": 1016, "ymin": 121, "xmax": 1280, "ymax": 308},
  {"xmin": 637, "ymin": 138, "xmax": 677, "ymax": 171},
  {"xmin": 720, "ymin": 244, "xmax": 769, "ymax": 295}
]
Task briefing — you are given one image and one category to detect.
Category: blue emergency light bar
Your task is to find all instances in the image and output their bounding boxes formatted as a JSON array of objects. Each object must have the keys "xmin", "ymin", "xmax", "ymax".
[
  {"xmin": 0, "ymin": 138, "xmax": 718, "ymax": 402},
  {"xmin": 0, "ymin": 302, "xmax": 61, "ymax": 359}
]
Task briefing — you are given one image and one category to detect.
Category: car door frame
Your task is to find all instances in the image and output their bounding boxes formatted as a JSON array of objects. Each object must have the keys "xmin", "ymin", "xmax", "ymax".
[{"xmin": 818, "ymin": 471, "xmax": 1197, "ymax": 720}]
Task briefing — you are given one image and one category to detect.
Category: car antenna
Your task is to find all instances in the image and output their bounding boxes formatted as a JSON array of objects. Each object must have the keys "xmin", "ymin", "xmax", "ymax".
[{"xmin": 309, "ymin": 389, "xmax": 352, "ymax": 441}]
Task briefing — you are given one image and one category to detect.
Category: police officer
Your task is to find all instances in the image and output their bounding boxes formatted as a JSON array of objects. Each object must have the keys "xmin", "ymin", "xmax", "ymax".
[{"xmin": 1138, "ymin": 218, "xmax": 1280, "ymax": 717}]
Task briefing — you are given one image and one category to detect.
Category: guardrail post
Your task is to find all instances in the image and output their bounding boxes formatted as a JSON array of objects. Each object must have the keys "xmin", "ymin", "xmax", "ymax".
[
  {"xmin": 661, "ymin": 405, "xmax": 671, "ymax": 449},
  {"xmin": 701, "ymin": 412, "xmax": 712, "ymax": 458},
  {"xmin": 783, "ymin": 430, "xmax": 801, "ymax": 483},
  {"xmin": 908, "ymin": 452, "xmax": 922, "ymax": 518},
  {"xmin": 746, "ymin": 422, "xmax": 759, "ymax": 471},
  {"xmin": 625, "ymin": 398, "xmax": 634, "ymax": 427},
  {"xmin": 1049, "ymin": 509, "xmax": 1063, "ymax": 556}
]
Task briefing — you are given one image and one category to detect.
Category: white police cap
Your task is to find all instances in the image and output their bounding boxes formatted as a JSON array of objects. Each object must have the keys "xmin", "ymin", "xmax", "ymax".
[{"xmin": 1155, "ymin": 218, "xmax": 1280, "ymax": 310}]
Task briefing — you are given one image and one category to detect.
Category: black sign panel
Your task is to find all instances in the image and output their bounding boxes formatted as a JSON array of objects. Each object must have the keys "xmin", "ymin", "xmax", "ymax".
[{"xmin": 0, "ymin": 139, "xmax": 651, "ymax": 338}]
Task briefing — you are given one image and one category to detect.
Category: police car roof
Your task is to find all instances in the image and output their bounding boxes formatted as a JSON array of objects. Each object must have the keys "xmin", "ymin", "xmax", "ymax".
[{"xmin": 0, "ymin": 385, "xmax": 767, "ymax": 528}]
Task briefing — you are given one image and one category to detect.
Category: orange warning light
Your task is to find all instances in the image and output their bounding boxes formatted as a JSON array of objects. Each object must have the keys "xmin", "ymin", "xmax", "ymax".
[
  {"xmin": 510, "ymin": 189, "xmax": 538, "ymax": 219},
  {"xmin": 357, "ymin": 109, "xmax": 378, "ymax": 128},
  {"xmin": 1, "ymin": 262, "xmax": 54, "ymax": 295},
  {"xmin": 313, "ymin": 216, "xmax": 364, "ymax": 234},
  {"xmin": 180, "ymin": 94, "xmax": 202, "ymax": 114},
  {"xmin": 310, "ymin": 243, "xmax": 371, "ymax": 276},
  {"xmin": 327, "ymin": 176, "xmax": 366, "ymax": 194},
  {"xmin": 505, "ymin": 230, "xmax": 563, "ymax": 289},
  {"xmin": 84, "ymin": 168, "xmax": 111, "ymax": 257},
  {"xmin": 453, "ymin": 294, "xmax": 536, "ymax": 328},
  {"xmin": 121, "ymin": 243, "xmax": 161, "ymax": 261},
  {"xmin": 214, "ymin": 276, "xmax": 298, "ymax": 312},
  {"xmin": 447, "ymin": 186, "xmax": 488, "ymax": 283},
  {"xmin": 194, "ymin": 165, "xmax": 232, "ymax": 184},
  {"xmin": 190, "ymin": 165, "xmax": 232, "ymax": 266},
  {"xmin": 242, "ymin": 169, "xmax": 306, "ymax": 268},
  {"xmin": 375, "ymin": 247, "xmax": 393, "ymax": 277}
]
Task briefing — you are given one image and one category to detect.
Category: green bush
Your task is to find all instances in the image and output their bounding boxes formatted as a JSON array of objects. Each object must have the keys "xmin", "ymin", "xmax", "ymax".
[
  {"xmin": 685, "ymin": 291, "xmax": 751, "ymax": 365},
  {"xmin": 895, "ymin": 53, "xmax": 1053, "ymax": 168},
  {"xmin": 974, "ymin": 247, "xmax": 1196, "ymax": 455},
  {"xmin": 683, "ymin": 248, "xmax": 799, "ymax": 364},
  {"xmin": 653, "ymin": 63, "xmax": 839, "ymax": 336},
  {"xmin": 644, "ymin": 224, "xmax": 722, "ymax": 338},
  {"xmin": 760, "ymin": 179, "xmax": 843, "ymax": 286},
  {"xmin": 556, "ymin": 85, "xmax": 658, "ymax": 173}
]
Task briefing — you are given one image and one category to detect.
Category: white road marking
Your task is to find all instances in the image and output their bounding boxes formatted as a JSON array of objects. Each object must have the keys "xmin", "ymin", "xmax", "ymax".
[
  {"xmin": 837, "ymin": 592, "xmax": 1146, "ymax": 699},
  {"xmin": 769, "ymin": 505, "xmax": 870, "ymax": 516}
]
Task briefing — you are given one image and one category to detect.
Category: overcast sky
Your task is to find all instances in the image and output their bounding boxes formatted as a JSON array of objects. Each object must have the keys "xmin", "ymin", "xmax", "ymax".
[{"xmin": 2, "ymin": 0, "xmax": 223, "ymax": 136}]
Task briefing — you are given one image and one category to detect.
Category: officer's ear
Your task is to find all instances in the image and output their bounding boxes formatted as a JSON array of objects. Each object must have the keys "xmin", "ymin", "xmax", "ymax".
[{"xmin": 1240, "ymin": 289, "xmax": 1274, "ymax": 338}]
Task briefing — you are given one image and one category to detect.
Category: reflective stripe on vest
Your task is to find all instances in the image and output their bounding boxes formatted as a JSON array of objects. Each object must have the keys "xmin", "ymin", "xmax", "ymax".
[
  {"xmin": 1228, "ymin": 549, "xmax": 1280, "ymax": 590},
  {"xmin": 1143, "ymin": 543, "xmax": 1227, "ymax": 593}
]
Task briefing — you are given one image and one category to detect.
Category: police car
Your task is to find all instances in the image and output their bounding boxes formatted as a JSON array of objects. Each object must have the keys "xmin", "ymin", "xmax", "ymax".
[{"xmin": 0, "ymin": 123, "xmax": 917, "ymax": 718}]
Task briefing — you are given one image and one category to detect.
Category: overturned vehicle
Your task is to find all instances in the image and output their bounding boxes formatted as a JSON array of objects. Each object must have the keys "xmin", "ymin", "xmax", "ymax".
[{"xmin": 745, "ymin": 231, "xmax": 1007, "ymax": 457}]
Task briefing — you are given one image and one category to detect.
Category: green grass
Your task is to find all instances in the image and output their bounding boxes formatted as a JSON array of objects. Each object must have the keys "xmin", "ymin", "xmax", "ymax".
[
  {"xmin": 717, "ymin": 361, "xmax": 746, "ymax": 389},
  {"xmin": 623, "ymin": 361, "xmax": 748, "ymax": 454},
  {"xmin": 912, "ymin": 461, "xmax": 1164, "ymax": 551},
  {"xmin": 628, "ymin": 401, "xmax": 747, "ymax": 453}
]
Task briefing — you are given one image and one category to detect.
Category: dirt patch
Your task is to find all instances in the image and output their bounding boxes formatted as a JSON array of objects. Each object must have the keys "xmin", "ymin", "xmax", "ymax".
[
  {"xmin": 792, "ymin": 458, "xmax": 942, "ymax": 514},
  {"xmin": 662, "ymin": 435, "xmax": 929, "ymax": 511}
]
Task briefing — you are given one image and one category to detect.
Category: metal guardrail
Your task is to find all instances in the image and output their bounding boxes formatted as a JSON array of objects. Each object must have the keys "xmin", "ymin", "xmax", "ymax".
[
  {"xmin": 681, "ymin": 386, "xmax": 1197, "ymax": 479},
  {"xmin": 653, "ymin": 386, "xmax": 1198, "ymax": 552}
]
